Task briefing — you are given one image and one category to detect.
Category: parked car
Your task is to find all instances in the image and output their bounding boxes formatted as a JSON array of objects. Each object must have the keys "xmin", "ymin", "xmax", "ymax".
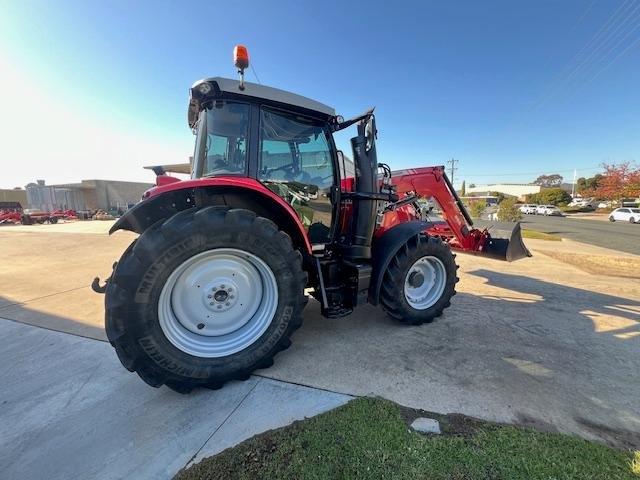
[
  {"xmin": 519, "ymin": 204, "xmax": 538, "ymax": 214},
  {"xmin": 536, "ymin": 205, "xmax": 563, "ymax": 216},
  {"xmin": 609, "ymin": 208, "xmax": 640, "ymax": 223},
  {"xmin": 568, "ymin": 198, "xmax": 594, "ymax": 208}
]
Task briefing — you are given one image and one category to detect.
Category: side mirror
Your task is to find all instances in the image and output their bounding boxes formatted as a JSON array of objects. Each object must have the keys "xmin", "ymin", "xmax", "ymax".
[{"xmin": 364, "ymin": 117, "xmax": 376, "ymax": 153}]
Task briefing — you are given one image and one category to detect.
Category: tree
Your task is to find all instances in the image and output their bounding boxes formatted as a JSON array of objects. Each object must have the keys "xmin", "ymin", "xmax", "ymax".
[
  {"xmin": 526, "ymin": 188, "xmax": 571, "ymax": 206},
  {"xmin": 541, "ymin": 188, "xmax": 572, "ymax": 205},
  {"xmin": 461, "ymin": 180, "xmax": 466, "ymax": 196},
  {"xmin": 469, "ymin": 183, "xmax": 476, "ymax": 188},
  {"xmin": 497, "ymin": 197, "xmax": 522, "ymax": 222},
  {"xmin": 576, "ymin": 174, "xmax": 603, "ymax": 195},
  {"xmin": 585, "ymin": 162, "xmax": 640, "ymax": 202},
  {"xmin": 468, "ymin": 200, "xmax": 486, "ymax": 219},
  {"xmin": 533, "ymin": 174, "xmax": 563, "ymax": 187}
]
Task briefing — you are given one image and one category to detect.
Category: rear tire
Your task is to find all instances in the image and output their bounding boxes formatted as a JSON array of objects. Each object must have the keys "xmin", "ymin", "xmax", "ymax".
[
  {"xmin": 629, "ymin": 217, "xmax": 636, "ymax": 224},
  {"xmin": 380, "ymin": 235, "xmax": 458, "ymax": 325},
  {"xmin": 105, "ymin": 207, "xmax": 307, "ymax": 393}
]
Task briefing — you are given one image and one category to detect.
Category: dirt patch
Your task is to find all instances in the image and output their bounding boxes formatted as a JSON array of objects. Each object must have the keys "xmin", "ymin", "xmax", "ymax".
[
  {"xmin": 515, "ymin": 412, "xmax": 559, "ymax": 434},
  {"xmin": 177, "ymin": 423, "xmax": 297, "ymax": 480},
  {"xmin": 575, "ymin": 416, "xmax": 640, "ymax": 450},
  {"xmin": 397, "ymin": 402, "xmax": 494, "ymax": 438},
  {"xmin": 537, "ymin": 250, "xmax": 640, "ymax": 279}
]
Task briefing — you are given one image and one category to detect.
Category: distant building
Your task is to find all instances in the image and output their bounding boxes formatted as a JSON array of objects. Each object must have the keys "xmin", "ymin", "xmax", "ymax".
[
  {"xmin": 0, "ymin": 188, "xmax": 27, "ymax": 209},
  {"xmin": 25, "ymin": 179, "xmax": 153, "ymax": 212},
  {"xmin": 466, "ymin": 184, "xmax": 541, "ymax": 201},
  {"xmin": 460, "ymin": 194, "xmax": 500, "ymax": 206}
]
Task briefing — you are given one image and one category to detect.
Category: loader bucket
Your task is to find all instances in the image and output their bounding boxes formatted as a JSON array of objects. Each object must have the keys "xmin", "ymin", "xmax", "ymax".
[{"xmin": 480, "ymin": 221, "xmax": 532, "ymax": 262}]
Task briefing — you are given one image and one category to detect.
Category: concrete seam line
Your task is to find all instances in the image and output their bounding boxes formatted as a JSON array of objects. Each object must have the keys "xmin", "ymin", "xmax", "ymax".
[
  {"xmin": 254, "ymin": 373, "xmax": 355, "ymax": 398},
  {"xmin": 0, "ymin": 285, "xmax": 90, "ymax": 310},
  {"xmin": 183, "ymin": 377, "xmax": 262, "ymax": 469},
  {"xmin": 0, "ymin": 316, "xmax": 107, "ymax": 342}
]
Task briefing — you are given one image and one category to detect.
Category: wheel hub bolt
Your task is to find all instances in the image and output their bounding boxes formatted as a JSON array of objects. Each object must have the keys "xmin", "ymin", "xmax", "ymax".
[{"xmin": 197, "ymin": 323, "xmax": 205, "ymax": 330}]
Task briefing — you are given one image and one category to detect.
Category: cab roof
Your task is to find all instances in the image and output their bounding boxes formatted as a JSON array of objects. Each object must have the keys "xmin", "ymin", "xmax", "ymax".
[{"xmin": 189, "ymin": 77, "xmax": 335, "ymax": 127}]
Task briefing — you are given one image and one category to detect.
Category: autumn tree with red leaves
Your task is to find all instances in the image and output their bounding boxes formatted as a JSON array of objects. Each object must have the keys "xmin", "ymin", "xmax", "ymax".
[{"xmin": 585, "ymin": 162, "xmax": 640, "ymax": 203}]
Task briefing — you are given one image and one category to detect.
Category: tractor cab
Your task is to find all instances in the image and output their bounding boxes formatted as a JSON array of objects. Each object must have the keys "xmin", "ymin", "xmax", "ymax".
[{"xmin": 188, "ymin": 77, "xmax": 343, "ymax": 246}]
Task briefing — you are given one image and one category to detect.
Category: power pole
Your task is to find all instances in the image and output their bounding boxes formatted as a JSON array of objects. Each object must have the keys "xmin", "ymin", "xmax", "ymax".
[{"xmin": 447, "ymin": 158, "xmax": 459, "ymax": 185}]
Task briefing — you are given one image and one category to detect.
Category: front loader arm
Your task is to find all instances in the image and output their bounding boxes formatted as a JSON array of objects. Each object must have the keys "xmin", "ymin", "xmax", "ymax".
[
  {"xmin": 388, "ymin": 166, "xmax": 481, "ymax": 251},
  {"xmin": 385, "ymin": 166, "xmax": 531, "ymax": 261}
]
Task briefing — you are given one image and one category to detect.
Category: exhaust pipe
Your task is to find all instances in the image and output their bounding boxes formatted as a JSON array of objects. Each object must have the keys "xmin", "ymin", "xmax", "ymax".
[{"xmin": 481, "ymin": 222, "xmax": 532, "ymax": 262}]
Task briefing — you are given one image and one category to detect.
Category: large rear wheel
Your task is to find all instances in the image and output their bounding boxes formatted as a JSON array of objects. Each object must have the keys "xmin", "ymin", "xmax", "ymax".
[
  {"xmin": 105, "ymin": 207, "xmax": 307, "ymax": 393},
  {"xmin": 380, "ymin": 235, "xmax": 458, "ymax": 325}
]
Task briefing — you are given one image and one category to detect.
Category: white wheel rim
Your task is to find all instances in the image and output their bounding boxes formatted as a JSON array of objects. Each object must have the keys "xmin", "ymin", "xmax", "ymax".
[
  {"xmin": 403, "ymin": 255, "xmax": 447, "ymax": 310},
  {"xmin": 158, "ymin": 248, "xmax": 278, "ymax": 358}
]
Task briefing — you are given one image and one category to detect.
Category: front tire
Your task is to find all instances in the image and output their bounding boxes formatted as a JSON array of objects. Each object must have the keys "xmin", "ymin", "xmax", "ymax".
[
  {"xmin": 105, "ymin": 207, "xmax": 307, "ymax": 393},
  {"xmin": 609, "ymin": 216, "xmax": 615, "ymax": 222},
  {"xmin": 380, "ymin": 235, "xmax": 458, "ymax": 325}
]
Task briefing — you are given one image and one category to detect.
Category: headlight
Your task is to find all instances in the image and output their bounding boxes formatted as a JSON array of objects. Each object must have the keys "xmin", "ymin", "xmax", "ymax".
[{"xmin": 197, "ymin": 82, "xmax": 212, "ymax": 95}]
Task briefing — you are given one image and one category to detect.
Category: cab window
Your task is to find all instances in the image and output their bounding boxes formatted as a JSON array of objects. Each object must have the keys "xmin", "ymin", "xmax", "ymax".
[
  {"xmin": 258, "ymin": 108, "xmax": 336, "ymax": 244},
  {"xmin": 195, "ymin": 102, "xmax": 250, "ymax": 177}
]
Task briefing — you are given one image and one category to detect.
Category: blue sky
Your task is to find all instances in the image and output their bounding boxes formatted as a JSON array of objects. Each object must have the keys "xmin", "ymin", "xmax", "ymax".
[{"xmin": 1, "ymin": 0, "xmax": 639, "ymax": 188}]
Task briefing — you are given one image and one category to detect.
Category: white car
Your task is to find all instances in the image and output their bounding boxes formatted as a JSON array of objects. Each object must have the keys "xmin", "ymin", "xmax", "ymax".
[
  {"xmin": 568, "ymin": 198, "xmax": 594, "ymax": 208},
  {"xmin": 536, "ymin": 205, "xmax": 563, "ymax": 216},
  {"xmin": 609, "ymin": 207, "xmax": 640, "ymax": 223},
  {"xmin": 519, "ymin": 204, "xmax": 538, "ymax": 214}
]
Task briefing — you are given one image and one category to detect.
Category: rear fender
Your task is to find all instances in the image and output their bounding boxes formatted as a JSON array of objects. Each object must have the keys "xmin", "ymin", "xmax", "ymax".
[
  {"xmin": 110, "ymin": 180, "xmax": 312, "ymax": 254},
  {"xmin": 368, "ymin": 221, "xmax": 433, "ymax": 305}
]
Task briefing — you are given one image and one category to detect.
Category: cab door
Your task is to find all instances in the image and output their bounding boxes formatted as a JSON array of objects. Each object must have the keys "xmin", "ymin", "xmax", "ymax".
[{"xmin": 256, "ymin": 107, "xmax": 338, "ymax": 245}]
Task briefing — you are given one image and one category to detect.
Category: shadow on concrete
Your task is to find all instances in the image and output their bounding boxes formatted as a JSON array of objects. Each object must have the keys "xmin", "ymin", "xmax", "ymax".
[
  {"xmin": 468, "ymin": 269, "xmax": 640, "ymax": 344},
  {"xmin": 0, "ymin": 295, "xmax": 106, "ymax": 341},
  {"xmin": 465, "ymin": 269, "xmax": 640, "ymax": 449}
]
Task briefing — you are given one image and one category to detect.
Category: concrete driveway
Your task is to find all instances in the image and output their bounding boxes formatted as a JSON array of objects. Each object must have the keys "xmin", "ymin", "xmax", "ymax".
[
  {"xmin": 0, "ymin": 320, "xmax": 350, "ymax": 479},
  {"xmin": 1, "ymin": 222, "xmax": 639, "ymax": 453}
]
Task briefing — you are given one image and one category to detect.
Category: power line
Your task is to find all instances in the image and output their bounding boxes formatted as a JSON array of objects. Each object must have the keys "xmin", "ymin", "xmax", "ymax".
[
  {"xmin": 559, "ymin": 1, "xmax": 640, "ymax": 92},
  {"xmin": 583, "ymin": 28, "xmax": 640, "ymax": 84},
  {"xmin": 527, "ymin": 0, "xmax": 639, "ymax": 113},
  {"xmin": 458, "ymin": 165, "xmax": 603, "ymax": 178},
  {"xmin": 569, "ymin": 0, "xmax": 598, "ymax": 33}
]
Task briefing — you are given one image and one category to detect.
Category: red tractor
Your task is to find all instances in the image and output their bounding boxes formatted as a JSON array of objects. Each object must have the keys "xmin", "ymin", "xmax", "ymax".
[{"xmin": 95, "ymin": 47, "xmax": 529, "ymax": 393}]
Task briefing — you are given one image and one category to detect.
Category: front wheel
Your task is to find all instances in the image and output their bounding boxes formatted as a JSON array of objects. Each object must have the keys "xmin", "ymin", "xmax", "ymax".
[
  {"xmin": 630, "ymin": 217, "xmax": 637, "ymax": 224},
  {"xmin": 609, "ymin": 216, "xmax": 615, "ymax": 222},
  {"xmin": 105, "ymin": 207, "xmax": 307, "ymax": 393},
  {"xmin": 380, "ymin": 235, "xmax": 458, "ymax": 325}
]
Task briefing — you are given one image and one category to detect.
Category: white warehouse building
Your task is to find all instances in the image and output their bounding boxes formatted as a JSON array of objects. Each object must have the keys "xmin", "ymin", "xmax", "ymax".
[{"xmin": 466, "ymin": 183, "xmax": 542, "ymax": 200}]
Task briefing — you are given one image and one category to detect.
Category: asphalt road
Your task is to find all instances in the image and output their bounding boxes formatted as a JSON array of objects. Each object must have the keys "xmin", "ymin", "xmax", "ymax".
[{"xmin": 520, "ymin": 214, "xmax": 640, "ymax": 255}]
